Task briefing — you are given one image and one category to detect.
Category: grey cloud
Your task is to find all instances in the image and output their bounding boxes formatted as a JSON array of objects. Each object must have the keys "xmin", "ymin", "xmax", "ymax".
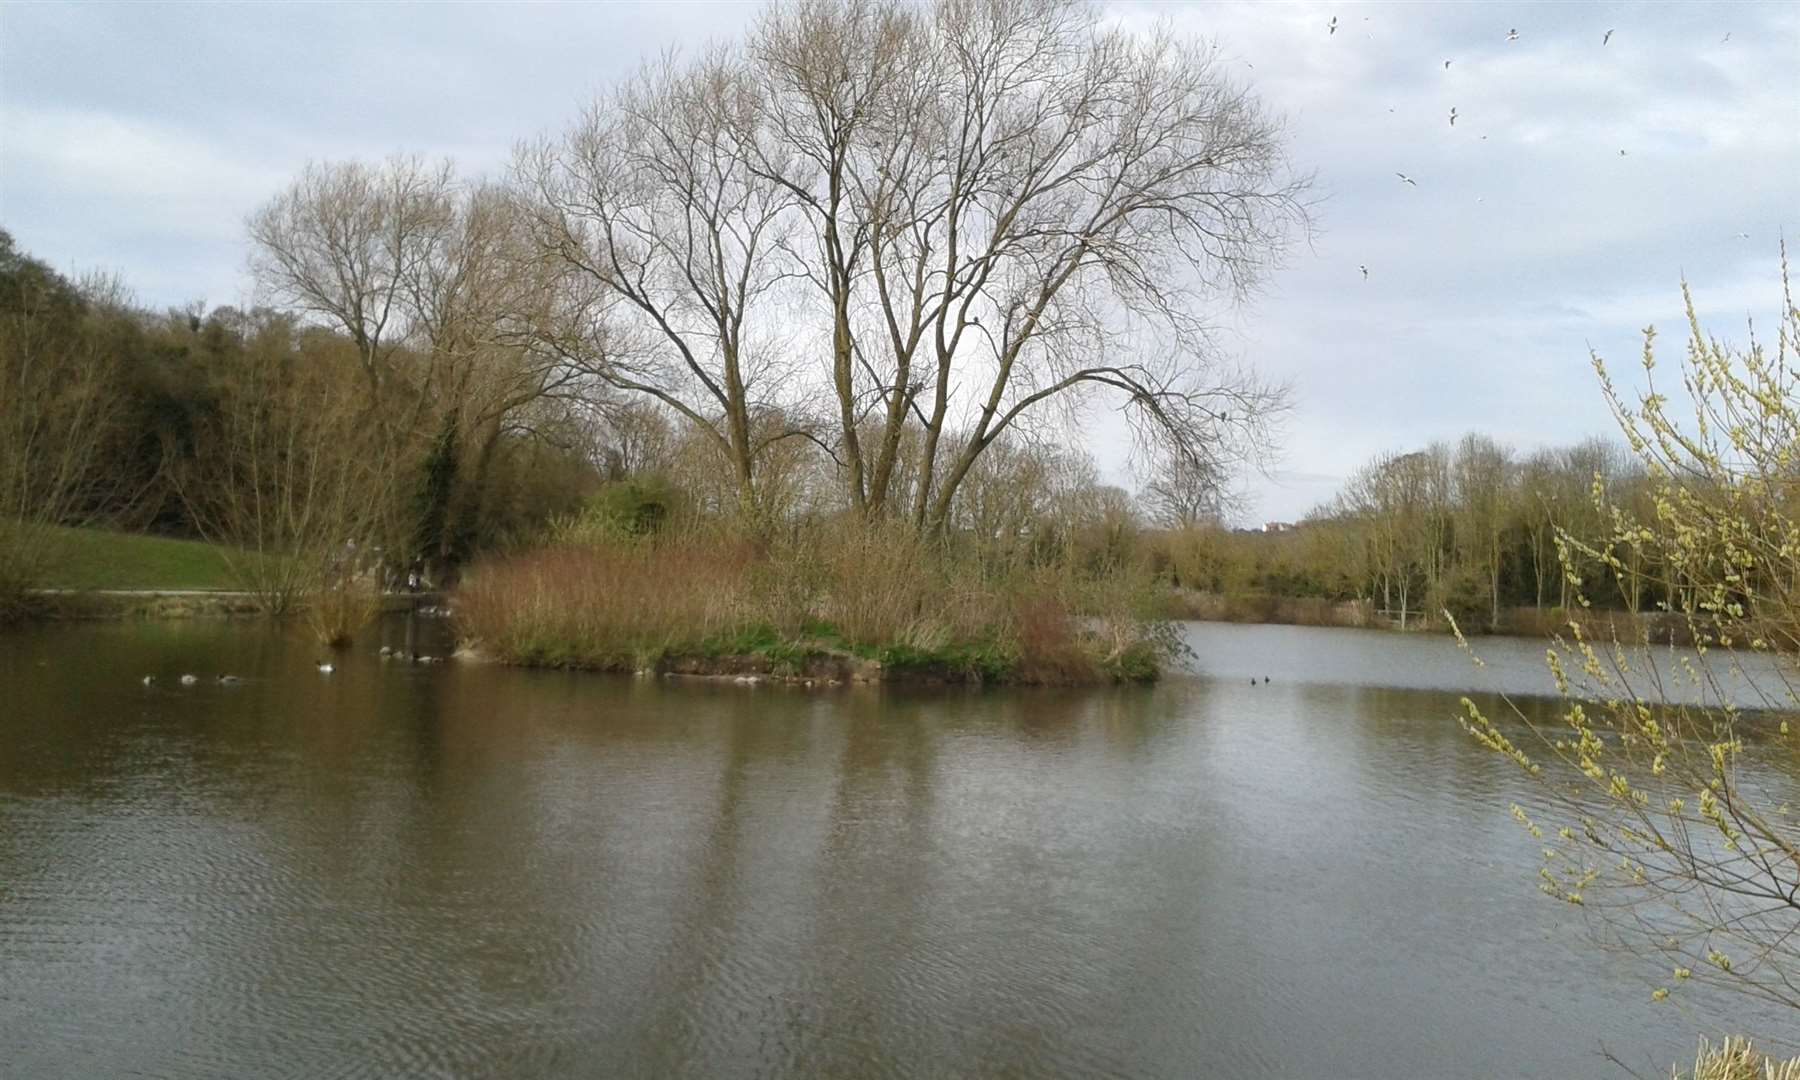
[{"xmin": 2, "ymin": 0, "xmax": 1796, "ymax": 523}]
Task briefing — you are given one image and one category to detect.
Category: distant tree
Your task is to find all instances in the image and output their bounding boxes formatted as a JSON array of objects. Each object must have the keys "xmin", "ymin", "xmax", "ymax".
[
  {"xmin": 1140, "ymin": 454, "xmax": 1232, "ymax": 529},
  {"xmin": 0, "ymin": 231, "xmax": 128, "ymax": 613}
]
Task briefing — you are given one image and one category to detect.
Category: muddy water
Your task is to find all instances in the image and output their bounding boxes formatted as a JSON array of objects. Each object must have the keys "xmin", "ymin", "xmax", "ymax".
[{"xmin": 1, "ymin": 618, "xmax": 1792, "ymax": 1077}]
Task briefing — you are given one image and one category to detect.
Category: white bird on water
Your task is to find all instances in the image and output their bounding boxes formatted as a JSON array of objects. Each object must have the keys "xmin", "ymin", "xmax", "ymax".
[
  {"xmin": 142, "ymin": 675, "xmax": 156, "ymax": 686},
  {"xmin": 179, "ymin": 674, "xmax": 198, "ymax": 686},
  {"xmin": 317, "ymin": 661, "xmax": 335, "ymax": 675}
]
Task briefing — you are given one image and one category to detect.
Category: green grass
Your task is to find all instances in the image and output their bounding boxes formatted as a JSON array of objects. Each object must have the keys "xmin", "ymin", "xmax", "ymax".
[{"xmin": 32, "ymin": 525, "xmax": 251, "ymax": 591}]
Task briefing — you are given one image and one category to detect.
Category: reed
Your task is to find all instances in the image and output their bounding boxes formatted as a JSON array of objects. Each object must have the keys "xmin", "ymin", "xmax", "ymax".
[{"xmin": 455, "ymin": 522, "xmax": 1167, "ymax": 684}]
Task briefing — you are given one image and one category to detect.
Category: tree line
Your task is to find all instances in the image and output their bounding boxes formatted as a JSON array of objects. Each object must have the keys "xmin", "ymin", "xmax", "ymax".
[
  {"xmin": 3, "ymin": 0, "xmax": 1312, "ymax": 613},
  {"xmin": 1150, "ymin": 433, "xmax": 1667, "ymax": 631}
]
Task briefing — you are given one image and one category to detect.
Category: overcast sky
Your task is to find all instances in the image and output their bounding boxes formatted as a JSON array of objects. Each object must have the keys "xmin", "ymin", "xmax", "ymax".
[{"xmin": 3, "ymin": 0, "xmax": 1796, "ymax": 523}]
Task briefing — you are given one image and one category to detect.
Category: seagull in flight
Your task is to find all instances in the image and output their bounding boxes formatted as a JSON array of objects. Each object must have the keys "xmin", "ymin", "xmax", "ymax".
[
  {"xmin": 1328, "ymin": 16, "xmax": 1337, "ymax": 35},
  {"xmin": 1735, "ymin": 231, "xmax": 1751, "ymax": 240},
  {"xmin": 1443, "ymin": 59, "xmax": 1453, "ymax": 70},
  {"xmin": 1603, "ymin": 29, "xmax": 1615, "ymax": 45},
  {"xmin": 1720, "ymin": 32, "xmax": 1731, "ymax": 44},
  {"xmin": 1359, "ymin": 264, "xmax": 1369, "ymax": 280},
  {"xmin": 1396, "ymin": 172, "xmax": 1418, "ymax": 186},
  {"xmin": 1618, "ymin": 148, "xmax": 1628, "ymax": 157},
  {"xmin": 1507, "ymin": 28, "xmax": 1520, "ymax": 42},
  {"xmin": 1449, "ymin": 107, "xmax": 1458, "ymax": 127}
]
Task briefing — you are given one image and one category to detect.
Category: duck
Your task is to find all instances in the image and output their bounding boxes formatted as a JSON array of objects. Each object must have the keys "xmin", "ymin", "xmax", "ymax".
[{"xmin": 216, "ymin": 675, "xmax": 241, "ymax": 685}]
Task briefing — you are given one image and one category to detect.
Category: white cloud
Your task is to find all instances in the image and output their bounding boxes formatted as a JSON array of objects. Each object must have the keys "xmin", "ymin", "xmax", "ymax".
[{"xmin": 2, "ymin": 0, "xmax": 1795, "ymax": 521}]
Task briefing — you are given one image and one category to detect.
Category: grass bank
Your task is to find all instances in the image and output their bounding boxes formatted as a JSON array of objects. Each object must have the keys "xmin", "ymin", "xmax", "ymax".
[
  {"xmin": 26, "ymin": 525, "xmax": 246, "ymax": 591},
  {"xmin": 455, "ymin": 527, "xmax": 1174, "ymax": 686}
]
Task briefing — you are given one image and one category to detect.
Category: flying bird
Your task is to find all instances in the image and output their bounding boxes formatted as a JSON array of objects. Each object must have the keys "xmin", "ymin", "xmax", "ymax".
[
  {"xmin": 1507, "ymin": 28, "xmax": 1519, "ymax": 42},
  {"xmin": 1603, "ymin": 29, "xmax": 1615, "ymax": 45},
  {"xmin": 1721, "ymin": 32, "xmax": 1731, "ymax": 43},
  {"xmin": 1359, "ymin": 265, "xmax": 1369, "ymax": 280},
  {"xmin": 1444, "ymin": 59, "xmax": 1453, "ymax": 69},
  {"xmin": 1619, "ymin": 148, "xmax": 1628, "ymax": 156},
  {"xmin": 1735, "ymin": 232, "xmax": 1751, "ymax": 240},
  {"xmin": 1449, "ymin": 107, "xmax": 1458, "ymax": 127},
  {"xmin": 1328, "ymin": 16, "xmax": 1337, "ymax": 35},
  {"xmin": 1396, "ymin": 172, "xmax": 1418, "ymax": 186}
]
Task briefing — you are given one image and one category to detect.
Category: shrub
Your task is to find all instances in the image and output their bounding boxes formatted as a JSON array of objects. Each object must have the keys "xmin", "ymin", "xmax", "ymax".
[
  {"xmin": 551, "ymin": 479, "xmax": 679, "ymax": 545},
  {"xmin": 455, "ymin": 520, "xmax": 1174, "ymax": 684}
]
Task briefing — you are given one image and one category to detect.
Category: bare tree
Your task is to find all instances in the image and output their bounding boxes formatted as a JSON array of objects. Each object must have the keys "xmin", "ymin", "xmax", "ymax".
[
  {"xmin": 1451, "ymin": 432, "xmax": 1514, "ymax": 631},
  {"xmin": 753, "ymin": 0, "xmax": 1308, "ymax": 530},
  {"xmin": 173, "ymin": 319, "xmax": 396, "ymax": 616},
  {"xmin": 1140, "ymin": 453, "xmax": 1233, "ymax": 528},
  {"xmin": 516, "ymin": 51, "xmax": 807, "ymax": 517},
  {"xmin": 518, "ymin": 0, "xmax": 1306, "ymax": 531},
  {"xmin": 248, "ymin": 156, "xmax": 456, "ymax": 448},
  {"xmin": 0, "ymin": 236, "xmax": 126, "ymax": 610},
  {"xmin": 250, "ymin": 160, "xmax": 575, "ymax": 564}
]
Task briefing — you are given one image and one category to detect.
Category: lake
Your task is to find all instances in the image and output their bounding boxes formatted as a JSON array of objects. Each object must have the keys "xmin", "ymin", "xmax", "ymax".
[{"xmin": 2, "ymin": 618, "xmax": 1793, "ymax": 1077}]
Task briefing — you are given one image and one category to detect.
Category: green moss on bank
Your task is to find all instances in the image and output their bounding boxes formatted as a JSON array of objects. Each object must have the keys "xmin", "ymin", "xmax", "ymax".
[{"xmin": 470, "ymin": 617, "xmax": 1153, "ymax": 686}]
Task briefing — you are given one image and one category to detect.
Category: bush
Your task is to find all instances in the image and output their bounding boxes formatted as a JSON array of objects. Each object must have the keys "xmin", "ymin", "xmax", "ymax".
[
  {"xmin": 455, "ymin": 520, "xmax": 1175, "ymax": 684},
  {"xmin": 551, "ymin": 479, "xmax": 678, "ymax": 545}
]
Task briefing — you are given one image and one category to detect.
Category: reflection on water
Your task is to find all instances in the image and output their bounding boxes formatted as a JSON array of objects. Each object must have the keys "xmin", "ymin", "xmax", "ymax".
[{"xmin": 1, "ymin": 618, "xmax": 1792, "ymax": 1078}]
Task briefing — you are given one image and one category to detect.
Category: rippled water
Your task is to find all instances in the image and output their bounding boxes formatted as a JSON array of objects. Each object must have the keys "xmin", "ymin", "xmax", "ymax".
[{"xmin": 2, "ymin": 618, "xmax": 1793, "ymax": 1078}]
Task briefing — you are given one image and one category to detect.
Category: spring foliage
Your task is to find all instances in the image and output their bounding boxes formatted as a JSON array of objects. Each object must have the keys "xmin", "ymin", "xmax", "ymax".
[{"xmin": 1460, "ymin": 259, "xmax": 1800, "ymax": 1024}]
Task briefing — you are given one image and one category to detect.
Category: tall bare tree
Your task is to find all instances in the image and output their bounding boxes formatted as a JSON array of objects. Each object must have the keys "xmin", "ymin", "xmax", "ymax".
[
  {"xmin": 516, "ymin": 52, "xmax": 807, "ymax": 517},
  {"xmin": 248, "ymin": 156, "xmax": 456, "ymax": 448},
  {"xmin": 250, "ymin": 159, "xmax": 573, "ymax": 563},
  {"xmin": 519, "ymin": 0, "xmax": 1307, "ymax": 531},
  {"xmin": 760, "ymin": 0, "xmax": 1307, "ymax": 528}
]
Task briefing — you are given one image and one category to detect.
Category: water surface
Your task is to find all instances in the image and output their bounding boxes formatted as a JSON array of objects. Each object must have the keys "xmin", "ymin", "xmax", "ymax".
[{"xmin": 1, "ymin": 618, "xmax": 1792, "ymax": 1078}]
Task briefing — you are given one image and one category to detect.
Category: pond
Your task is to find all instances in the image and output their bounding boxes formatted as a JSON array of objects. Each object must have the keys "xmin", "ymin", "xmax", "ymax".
[{"xmin": 1, "ymin": 617, "xmax": 1793, "ymax": 1077}]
